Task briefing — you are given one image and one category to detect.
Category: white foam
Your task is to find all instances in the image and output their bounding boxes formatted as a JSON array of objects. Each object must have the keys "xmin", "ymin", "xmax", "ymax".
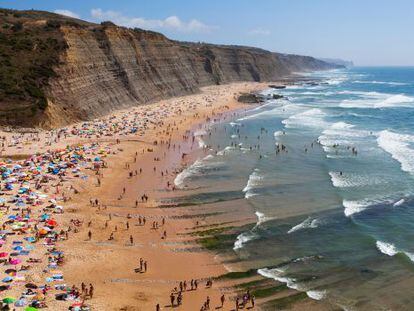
[
  {"xmin": 274, "ymin": 130, "xmax": 284, "ymax": 138},
  {"xmin": 282, "ymin": 108, "xmax": 328, "ymax": 129},
  {"xmin": 216, "ymin": 145, "xmax": 237, "ymax": 156},
  {"xmin": 329, "ymin": 172, "xmax": 383, "ymax": 188},
  {"xmin": 174, "ymin": 158, "xmax": 221, "ymax": 188},
  {"xmin": 306, "ymin": 290, "xmax": 327, "ymax": 300},
  {"xmin": 197, "ymin": 137, "xmax": 207, "ymax": 148},
  {"xmin": 343, "ymin": 199, "xmax": 370, "ymax": 217},
  {"xmin": 233, "ymin": 211, "xmax": 273, "ymax": 250},
  {"xmin": 257, "ymin": 268, "xmax": 302, "ymax": 290},
  {"xmin": 376, "ymin": 240, "xmax": 398, "ymax": 256},
  {"xmin": 253, "ymin": 211, "xmax": 275, "ymax": 228},
  {"xmin": 194, "ymin": 129, "xmax": 207, "ymax": 136},
  {"xmin": 237, "ymin": 101, "xmax": 294, "ymax": 121},
  {"xmin": 243, "ymin": 169, "xmax": 263, "ymax": 199},
  {"xmin": 319, "ymin": 122, "xmax": 373, "ymax": 155},
  {"xmin": 288, "ymin": 217, "xmax": 321, "ymax": 234},
  {"xmin": 229, "ymin": 122, "xmax": 241, "ymax": 127},
  {"xmin": 354, "ymin": 80, "xmax": 408, "ymax": 86},
  {"xmin": 340, "ymin": 93, "xmax": 414, "ymax": 108},
  {"xmin": 393, "ymin": 199, "xmax": 405, "ymax": 207},
  {"xmin": 376, "ymin": 240, "xmax": 414, "ymax": 263},
  {"xmin": 377, "ymin": 130, "xmax": 414, "ymax": 174},
  {"xmin": 233, "ymin": 231, "xmax": 258, "ymax": 250}
]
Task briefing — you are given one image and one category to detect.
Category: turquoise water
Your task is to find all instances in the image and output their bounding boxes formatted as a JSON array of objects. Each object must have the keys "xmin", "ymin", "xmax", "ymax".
[{"xmin": 175, "ymin": 67, "xmax": 414, "ymax": 310}]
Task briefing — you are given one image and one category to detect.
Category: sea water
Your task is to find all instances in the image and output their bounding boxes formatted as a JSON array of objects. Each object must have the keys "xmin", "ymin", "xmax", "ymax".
[{"xmin": 174, "ymin": 67, "xmax": 414, "ymax": 310}]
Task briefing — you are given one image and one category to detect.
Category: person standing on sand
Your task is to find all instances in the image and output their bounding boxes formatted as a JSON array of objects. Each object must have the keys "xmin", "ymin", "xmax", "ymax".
[
  {"xmin": 89, "ymin": 284, "xmax": 94, "ymax": 299},
  {"xmin": 88, "ymin": 230, "xmax": 92, "ymax": 240},
  {"xmin": 156, "ymin": 303, "xmax": 160, "ymax": 311},
  {"xmin": 130, "ymin": 235, "xmax": 133, "ymax": 245},
  {"xmin": 170, "ymin": 293, "xmax": 175, "ymax": 307},
  {"xmin": 220, "ymin": 294, "xmax": 225, "ymax": 307}
]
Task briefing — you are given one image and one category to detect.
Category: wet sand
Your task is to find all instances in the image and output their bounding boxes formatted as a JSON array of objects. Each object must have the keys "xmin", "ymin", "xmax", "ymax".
[{"xmin": 0, "ymin": 82, "xmax": 272, "ymax": 310}]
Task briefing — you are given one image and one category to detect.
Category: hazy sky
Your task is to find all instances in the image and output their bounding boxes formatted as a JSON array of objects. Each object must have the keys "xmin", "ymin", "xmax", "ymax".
[{"xmin": 3, "ymin": 0, "xmax": 414, "ymax": 66}]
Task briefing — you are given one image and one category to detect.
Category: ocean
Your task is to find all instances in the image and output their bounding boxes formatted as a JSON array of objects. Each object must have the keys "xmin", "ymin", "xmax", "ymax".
[{"xmin": 174, "ymin": 67, "xmax": 414, "ymax": 310}]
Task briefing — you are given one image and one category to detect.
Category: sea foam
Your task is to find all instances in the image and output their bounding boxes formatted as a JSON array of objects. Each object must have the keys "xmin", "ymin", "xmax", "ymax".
[
  {"xmin": 288, "ymin": 217, "xmax": 321, "ymax": 234},
  {"xmin": 243, "ymin": 169, "xmax": 263, "ymax": 199},
  {"xmin": 375, "ymin": 240, "xmax": 414, "ymax": 262},
  {"xmin": 340, "ymin": 93, "xmax": 414, "ymax": 109},
  {"xmin": 257, "ymin": 268, "xmax": 302, "ymax": 290},
  {"xmin": 306, "ymin": 290, "xmax": 327, "ymax": 300},
  {"xmin": 377, "ymin": 130, "xmax": 414, "ymax": 174},
  {"xmin": 282, "ymin": 108, "xmax": 328, "ymax": 129}
]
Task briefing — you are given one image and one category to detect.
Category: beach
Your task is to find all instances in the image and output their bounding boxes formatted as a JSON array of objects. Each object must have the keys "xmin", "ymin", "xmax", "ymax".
[{"xmin": 0, "ymin": 82, "xmax": 271, "ymax": 310}]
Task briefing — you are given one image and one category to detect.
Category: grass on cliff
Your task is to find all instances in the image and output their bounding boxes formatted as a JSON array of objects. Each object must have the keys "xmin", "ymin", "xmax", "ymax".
[{"xmin": 0, "ymin": 8, "xmax": 74, "ymax": 124}]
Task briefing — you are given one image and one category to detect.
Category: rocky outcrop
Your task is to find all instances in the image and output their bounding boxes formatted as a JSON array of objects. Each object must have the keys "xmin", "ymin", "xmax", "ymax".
[{"xmin": 0, "ymin": 9, "xmax": 342, "ymax": 128}]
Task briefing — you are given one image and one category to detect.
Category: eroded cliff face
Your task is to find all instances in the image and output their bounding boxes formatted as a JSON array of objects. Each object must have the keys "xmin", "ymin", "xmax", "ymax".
[{"xmin": 0, "ymin": 10, "xmax": 341, "ymax": 128}]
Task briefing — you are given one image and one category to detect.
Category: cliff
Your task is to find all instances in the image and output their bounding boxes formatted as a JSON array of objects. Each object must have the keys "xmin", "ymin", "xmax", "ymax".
[{"xmin": 0, "ymin": 9, "xmax": 342, "ymax": 128}]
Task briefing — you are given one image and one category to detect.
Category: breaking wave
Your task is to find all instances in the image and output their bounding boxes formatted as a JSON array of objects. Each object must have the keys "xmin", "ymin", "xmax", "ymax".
[
  {"xmin": 306, "ymin": 290, "xmax": 327, "ymax": 300},
  {"xmin": 329, "ymin": 172, "xmax": 384, "ymax": 188},
  {"xmin": 377, "ymin": 130, "xmax": 414, "ymax": 174},
  {"xmin": 257, "ymin": 267, "xmax": 303, "ymax": 290},
  {"xmin": 282, "ymin": 108, "xmax": 328, "ymax": 129},
  {"xmin": 288, "ymin": 217, "xmax": 321, "ymax": 234},
  {"xmin": 243, "ymin": 169, "xmax": 263, "ymax": 199},
  {"xmin": 340, "ymin": 93, "xmax": 414, "ymax": 109},
  {"xmin": 376, "ymin": 241, "xmax": 414, "ymax": 262}
]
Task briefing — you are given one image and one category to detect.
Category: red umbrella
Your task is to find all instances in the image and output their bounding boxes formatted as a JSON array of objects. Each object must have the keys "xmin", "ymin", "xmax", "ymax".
[{"xmin": 46, "ymin": 219, "xmax": 57, "ymax": 227}]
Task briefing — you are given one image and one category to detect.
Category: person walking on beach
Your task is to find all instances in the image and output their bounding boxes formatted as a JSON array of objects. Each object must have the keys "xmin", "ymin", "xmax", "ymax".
[
  {"xmin": 130, "ymin": 235, "xmax": 134, "ymax": 245},
  {"xmin": 89, "ymin": 284, "xmax": 94, "ymax": 299},
  {"xmin": 220, "ymin": 294, "xmax": 225, "ymax": 307},
  {"xmin": 88, "ymin": 230, "xmax": 92, "ymax": 240}
]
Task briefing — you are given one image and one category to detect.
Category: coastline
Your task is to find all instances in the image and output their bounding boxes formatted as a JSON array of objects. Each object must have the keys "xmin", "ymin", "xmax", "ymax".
[{"xmin": 0, "ymin": 82, "xmax": 270, "ymax": 310}]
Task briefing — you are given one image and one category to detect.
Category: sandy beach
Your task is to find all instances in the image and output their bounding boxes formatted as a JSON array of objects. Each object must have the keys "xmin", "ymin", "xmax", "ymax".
[{"xmin": 0, "ymin": 82, "xmax": 270, "ymax": 310}]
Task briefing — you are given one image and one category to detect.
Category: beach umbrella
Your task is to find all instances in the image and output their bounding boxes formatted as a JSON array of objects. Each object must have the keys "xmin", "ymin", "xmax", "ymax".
[
  {"xmin": 2, "ymin": 297, "xmax": 15, "ymax": 304},
  {"xmin": 14, "ymin": 298, "xmax": 27, "ymax": 307},
  {"xmin": 10, "ymin": 258, "xmax": 21, "ymax": 265},
  {"xmin": 2, "ymin": 276, "xmax": 13, "ymax": 283},
  {"xmin": 40, "ymin": 214, "xmax": 50, "ymax": 221},
  {"xmin": 4, "ymin": 269, "xmax": 16, "ymax": 275},
  {"xmin": 0, "ymin": 252, "xmax": 8, "ymax": 258},
  {"xmin": 46, "ymin": 219, "xmax": 57, "ymax": 227},
  {"xmin": 25, "ymin": 283, "xmax": 37, "ymax": 289}
]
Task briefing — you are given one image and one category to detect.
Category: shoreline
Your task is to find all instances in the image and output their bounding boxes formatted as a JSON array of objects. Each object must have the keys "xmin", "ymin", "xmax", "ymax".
[{"xmin": 0, "ymin": 82, "xmax": 273, "ymax": 310}]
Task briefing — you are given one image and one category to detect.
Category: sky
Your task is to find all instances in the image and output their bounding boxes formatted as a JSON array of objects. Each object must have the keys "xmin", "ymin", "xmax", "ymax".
[{"xmin": 2, "ymin": 0, "xmax": 414, "ymax": 66}]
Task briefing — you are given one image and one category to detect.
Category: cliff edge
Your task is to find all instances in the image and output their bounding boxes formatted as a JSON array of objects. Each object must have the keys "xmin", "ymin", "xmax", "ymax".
[{"xmin": 0, "ymin": 9, "xmax": 342, "ymax": 128}]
